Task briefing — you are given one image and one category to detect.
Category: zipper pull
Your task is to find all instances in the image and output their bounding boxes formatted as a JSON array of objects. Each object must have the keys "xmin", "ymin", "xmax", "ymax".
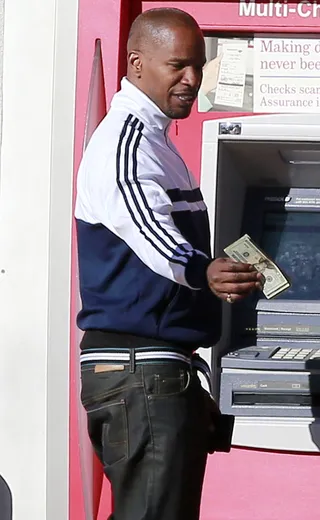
[{"xmin": 175, "ymin": 120, "xmax": 179, "ymax": 136}]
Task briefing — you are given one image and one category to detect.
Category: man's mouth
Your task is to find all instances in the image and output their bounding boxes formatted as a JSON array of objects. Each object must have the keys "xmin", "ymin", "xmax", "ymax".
[{"xmin": 174, "ymin": 93, "xmax": 196, "ymax": 104}]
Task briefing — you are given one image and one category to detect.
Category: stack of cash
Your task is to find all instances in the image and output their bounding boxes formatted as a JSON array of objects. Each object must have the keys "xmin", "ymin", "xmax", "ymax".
[{"xmin": 224, "ymin": 234, "xmax": 290, "ymax": 299}]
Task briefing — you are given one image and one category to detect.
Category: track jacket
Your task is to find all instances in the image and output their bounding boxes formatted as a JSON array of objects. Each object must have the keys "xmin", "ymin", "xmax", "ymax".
[{"xmin": 75, "ymin": 78, "xmax": 221, "ymax": 349}]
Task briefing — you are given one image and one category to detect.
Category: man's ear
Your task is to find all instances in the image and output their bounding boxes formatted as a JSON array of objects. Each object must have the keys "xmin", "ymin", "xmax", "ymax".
[{"xmin": 128, "ymin": 51, "xmax": 142, "ymax": 78}]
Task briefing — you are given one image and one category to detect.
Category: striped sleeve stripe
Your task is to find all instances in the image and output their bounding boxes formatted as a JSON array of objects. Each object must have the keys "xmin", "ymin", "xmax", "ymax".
[
  {"xmin": 167, "ymin": 188, "xmax": 203, "ymax": 203},
  {"xmin": 123, "ymin": 118, "xmax": 184, "ymax": 261},
  {"xmin": 171, "ymin": 200, "xmax": 207, "ymax": 213},
  {"xmin": 130, "ymin": 118, "xmax": 191, "ymax": 256},
  {"xmin": 116, "ymin": 115, "xmax": 189, "ymax": 266},
  {"xmin": 124, "ymin": 116, "xmax": 192, "ymax": 261}
]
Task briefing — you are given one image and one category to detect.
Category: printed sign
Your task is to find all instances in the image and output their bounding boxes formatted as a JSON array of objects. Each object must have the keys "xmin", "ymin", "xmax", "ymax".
[
  {"xmin": 215, "ymin": 42, "xmax": 248, "ymax": 108},
  {"xmin": 199, "ymin": 36, "xmax": 253, "ymax": 112},
  {"xmin": 239, "ymin": 0, "xmax": 320, "ymax": 19},
  {"xmin": 254, "ymin": 35, "xmax": 320, "ymax": 113}
]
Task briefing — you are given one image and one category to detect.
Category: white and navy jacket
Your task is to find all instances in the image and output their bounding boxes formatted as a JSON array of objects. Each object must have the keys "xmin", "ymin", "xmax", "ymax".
[{"xmin": 75, "ymin": 78, "xmax": 221, "ymax": 349}]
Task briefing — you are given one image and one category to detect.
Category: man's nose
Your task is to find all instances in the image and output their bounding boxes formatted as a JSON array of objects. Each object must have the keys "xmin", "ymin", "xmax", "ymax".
[{"xmin": 181, "ymin": 67, "xmax": 201, "ymax": 88}]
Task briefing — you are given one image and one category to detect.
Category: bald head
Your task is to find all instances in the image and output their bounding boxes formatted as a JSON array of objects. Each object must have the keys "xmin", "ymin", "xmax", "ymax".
[
  {"xmin": 127, "ymin": 8, "xmax": 200, "ymax": 54},
  {"xmin": 126, "ymin": 8, "xmax": 205, "ymax": 120}
]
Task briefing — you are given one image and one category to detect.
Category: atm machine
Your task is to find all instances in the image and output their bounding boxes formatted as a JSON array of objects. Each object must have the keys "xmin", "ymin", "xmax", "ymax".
[{"xmin": 201, "ymin": 113, "xmax": 320, "ymax": 453}]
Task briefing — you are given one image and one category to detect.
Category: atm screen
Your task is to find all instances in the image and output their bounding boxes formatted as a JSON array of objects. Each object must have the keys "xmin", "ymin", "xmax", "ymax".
[{"xmin": 261, "ymin": 212, "xmax": 320, "ymax": 300}]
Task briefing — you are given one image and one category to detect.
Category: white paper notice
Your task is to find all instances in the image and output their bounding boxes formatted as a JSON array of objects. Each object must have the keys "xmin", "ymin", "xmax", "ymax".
[
  {"xmin": 215, "ymin": 42, "xmax": 248, "ymax": 108},
  {"xmin": 254, "ymin": 35, "xmax": 320, "ymax": 113}
]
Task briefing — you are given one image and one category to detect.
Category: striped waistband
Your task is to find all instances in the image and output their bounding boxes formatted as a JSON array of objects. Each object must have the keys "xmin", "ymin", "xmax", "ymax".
[{"xmin": 80, "ymin": 347, "xmax": 212, "ymax": 393}]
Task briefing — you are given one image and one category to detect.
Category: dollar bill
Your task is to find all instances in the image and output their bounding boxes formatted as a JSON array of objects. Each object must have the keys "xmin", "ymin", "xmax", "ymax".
[{"xmin": 224, "ymin": 234, "xmax": 290, "ymax": 299}]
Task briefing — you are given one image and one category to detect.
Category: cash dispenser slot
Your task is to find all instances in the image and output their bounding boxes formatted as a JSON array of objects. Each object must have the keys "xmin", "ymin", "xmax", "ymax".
[
  {"xmin": 233, "ymin": 391, "xmax": 320, "ymax": 407},
  {"xmin": 220, "ymin": 369, "xmax": 320, "ymax": 417}
]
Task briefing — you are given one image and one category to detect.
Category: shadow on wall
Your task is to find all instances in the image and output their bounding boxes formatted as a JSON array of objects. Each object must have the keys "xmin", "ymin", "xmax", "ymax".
[
  {"xmin": 0, "ymin": 475, "xmax": 12, "ymax": 520},
  {"xmin": 307, "ymin": 365, "xmax": 320, "ymax": 451}
]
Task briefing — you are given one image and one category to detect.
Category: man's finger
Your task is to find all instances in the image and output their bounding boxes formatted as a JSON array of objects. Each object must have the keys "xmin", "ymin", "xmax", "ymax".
[
  {"xmin": 212, "ymin": 258, "xmax": 256, "ymax": 272},
  {"xmin": 210, "ymin": 281, "xmax": 258, "ymax": 295},
  {"xmin": 215, "ymin": 291, "xmax": 247, "ymax": 303},
  {"xmin": 209, "ymin": 271, "xmax": 262, "ymax": 286}
]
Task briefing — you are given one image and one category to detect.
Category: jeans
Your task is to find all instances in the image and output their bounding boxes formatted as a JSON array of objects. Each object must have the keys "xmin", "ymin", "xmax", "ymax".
[{"xmin": 80, "ymin": 361, "xmax": 209, "ymax": 520}]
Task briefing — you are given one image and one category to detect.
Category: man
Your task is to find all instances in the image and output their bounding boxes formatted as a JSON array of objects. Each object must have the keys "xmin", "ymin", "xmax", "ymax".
[{"xmin": 75, "ymin": 7, "xmax": 262, "ymax": 520}]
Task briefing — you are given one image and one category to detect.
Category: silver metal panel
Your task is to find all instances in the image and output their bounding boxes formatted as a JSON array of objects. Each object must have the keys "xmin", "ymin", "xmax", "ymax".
[{"xmin": 200, "ymin": 114, "xmax": 320, "ymax": 452}]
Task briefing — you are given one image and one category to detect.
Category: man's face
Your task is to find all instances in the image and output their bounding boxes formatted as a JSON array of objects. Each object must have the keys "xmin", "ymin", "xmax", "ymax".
[{"xmin": 136, "ymin": 25, "xmax": 206, "ymax": 119}]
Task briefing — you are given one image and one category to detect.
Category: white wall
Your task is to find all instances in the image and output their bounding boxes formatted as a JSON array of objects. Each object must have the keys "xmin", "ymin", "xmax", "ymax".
[
  {"xmin": 0, "ymin": 1, "xmax": 78, "ymax": 519},
  {"xmin": 0, "ymin": 0, "xmax": 4, "ymax": 155}
]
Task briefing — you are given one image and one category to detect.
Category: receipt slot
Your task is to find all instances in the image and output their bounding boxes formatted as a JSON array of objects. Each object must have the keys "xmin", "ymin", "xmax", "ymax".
[{"xmin": 200, "ymin": 113, "xmax": 320, "ymax": 452}]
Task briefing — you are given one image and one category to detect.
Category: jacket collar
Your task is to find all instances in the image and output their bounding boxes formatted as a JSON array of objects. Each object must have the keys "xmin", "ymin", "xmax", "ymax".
[{"xmin": 112, "ymin": 77, "xmax": 172, "ymax": 132}]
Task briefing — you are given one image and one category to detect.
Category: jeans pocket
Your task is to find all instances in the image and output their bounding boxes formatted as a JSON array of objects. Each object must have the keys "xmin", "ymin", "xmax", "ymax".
[
  {"xmin": 101, "ymin": 400, "xmax": 129, "ymax": 466},
  {"xmin": 81, "ymin": 367, "xmax": 131, "ymax": 407},
  {"xmin": 146, "ymin": 365, "xmax": 191, "ymax": 398}
]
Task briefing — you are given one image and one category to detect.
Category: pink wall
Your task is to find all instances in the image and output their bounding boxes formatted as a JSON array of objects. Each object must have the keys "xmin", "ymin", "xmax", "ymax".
[
  {"xmin": 202, "ymin": 450, "xmax": 320, "ymax": 520},
  {"xmin": 70, "ymin": 1, "xmax": 320, "ymax": 519}
]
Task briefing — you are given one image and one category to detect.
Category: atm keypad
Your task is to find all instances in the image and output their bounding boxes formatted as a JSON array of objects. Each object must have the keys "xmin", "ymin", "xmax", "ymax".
[{"xmin": 271, "ymin": 348, "xmax": 320, "ymax": 360}]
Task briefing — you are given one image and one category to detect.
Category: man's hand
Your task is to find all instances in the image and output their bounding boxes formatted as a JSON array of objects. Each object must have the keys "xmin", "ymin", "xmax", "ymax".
[
  {"xmin": 206, "ymin": 257, "xmax": 263, "ymax": 303},
  {"xmin": 201, "ymin": 54, "xmax": 222, "ymax": 96}
]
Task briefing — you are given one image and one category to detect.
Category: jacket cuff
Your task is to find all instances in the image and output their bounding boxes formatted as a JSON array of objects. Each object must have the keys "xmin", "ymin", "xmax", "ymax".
[{"xmin": 184, "ymin": 253, "xmax": 212, "ymax": 289}]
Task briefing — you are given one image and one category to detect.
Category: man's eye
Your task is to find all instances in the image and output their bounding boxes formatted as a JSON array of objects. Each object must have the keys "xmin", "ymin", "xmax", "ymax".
[{"xmin": 170, "ymin": 63, "xmax": 183, "ymax": 70}]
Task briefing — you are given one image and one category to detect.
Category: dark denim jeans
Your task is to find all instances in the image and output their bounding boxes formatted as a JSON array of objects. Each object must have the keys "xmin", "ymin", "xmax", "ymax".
[{"xmin": 81, "ymin": 361, "xmax": 209, "ymax": 520}]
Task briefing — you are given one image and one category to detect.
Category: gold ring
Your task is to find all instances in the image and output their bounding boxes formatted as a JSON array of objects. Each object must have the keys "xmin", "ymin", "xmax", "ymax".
[{"xmin": 226, "ymin": 293, "xmax": 233, "ymax": 304}]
